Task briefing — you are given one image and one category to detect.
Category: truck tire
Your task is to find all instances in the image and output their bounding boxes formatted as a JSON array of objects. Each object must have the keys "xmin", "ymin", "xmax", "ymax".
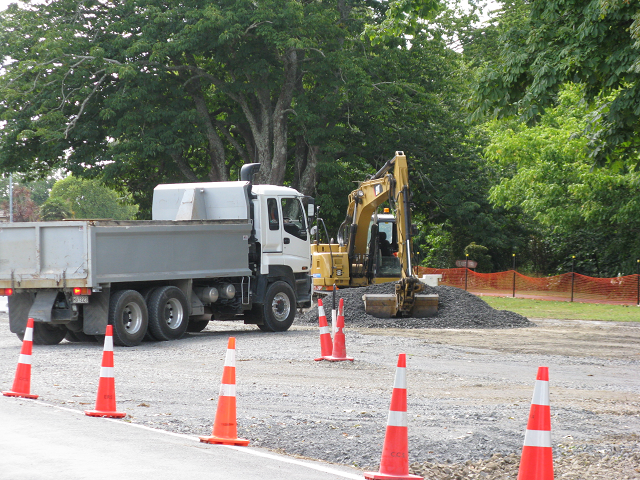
[
  {"xmin": 186, "ymin": 319, "xmax": 210, "ymax": 333},
  {"xmin": 148, "ymin": 286, "xmax": 189, "ymax": 341},
  {"xmin": 257, "ymin": 281, "xmax": 296, "ymax": 332},
  {"xmin": 139, "ymin": 287, "xmax": 159, "ymax": 341},
  {"xmin": 109, "ymin": 290, "xmax": 148, "ymax": 347},
  {"xmin": 18, "ymin": 323, "xmax": 67, "ymax": 345}
]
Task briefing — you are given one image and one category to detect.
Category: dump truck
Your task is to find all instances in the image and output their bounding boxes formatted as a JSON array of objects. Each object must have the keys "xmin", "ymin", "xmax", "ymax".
[
  {"xmin": 0, "ymin": 164, "xmax": 314, "ymax": 346},
  {"xmin": 311, "ymin": 152, "xmax": 437, "ymax": 318}
]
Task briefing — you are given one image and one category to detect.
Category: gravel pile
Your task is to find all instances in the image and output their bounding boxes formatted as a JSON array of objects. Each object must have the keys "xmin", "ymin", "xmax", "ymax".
[
  {"xmin": 299, "ymin": 283, "xmax": 534, "ymax": 329},
  {"xmin": 409, "ymin": 444, "xmax": 640, "ymax": 480}
]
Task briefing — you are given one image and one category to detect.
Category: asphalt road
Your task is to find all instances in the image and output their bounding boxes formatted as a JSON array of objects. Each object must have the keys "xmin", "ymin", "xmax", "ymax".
[{"xmin": 0, "ymin": 398, "xmax": 363, "ymax": 480}]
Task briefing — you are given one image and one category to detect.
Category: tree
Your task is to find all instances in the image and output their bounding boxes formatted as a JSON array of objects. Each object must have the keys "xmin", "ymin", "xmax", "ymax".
[
  {"xmin": 468, "ymin": 0, "xmax": 640, "ymax": 168},
  {"xmin": 40, "ymin": 198, "xmax": 73, "ymax": 221},
  {"xmin": 484, "ymin": 85, "xmax": 640, "ymax": 276},
  {"xmin": 0, "ymin": 186, "xmax": 40, "ymax": 221},
  {"xmin": 0, "ymin": 0, "xmax": 443, "ymax": 205},
  {"xmin": 48, "ymin": 176, "xmax": 138, "ymax": 220}
]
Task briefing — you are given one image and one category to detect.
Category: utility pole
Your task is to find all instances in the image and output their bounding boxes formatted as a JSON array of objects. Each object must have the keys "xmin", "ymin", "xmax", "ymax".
[{"xmin": 9, "ymin": 173, "xmax": 13, "ymax": 223}]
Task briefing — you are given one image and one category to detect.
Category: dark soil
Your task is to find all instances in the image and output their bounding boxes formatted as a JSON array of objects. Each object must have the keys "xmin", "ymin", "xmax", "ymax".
[{"xmin": 299, "ymin": 283, "xmax": 534, "ymax": 329}]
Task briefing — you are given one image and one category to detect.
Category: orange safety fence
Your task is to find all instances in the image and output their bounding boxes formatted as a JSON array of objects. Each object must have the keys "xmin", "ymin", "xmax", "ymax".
[{"xmin": 415, "ymin": 267, "xmax": 640, "ymax": 305}]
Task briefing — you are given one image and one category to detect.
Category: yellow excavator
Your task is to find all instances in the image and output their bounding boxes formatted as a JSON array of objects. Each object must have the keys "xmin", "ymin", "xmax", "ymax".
[{"xmin": 311, "ymin": 151, "xmax": 438, "ymax": 318}]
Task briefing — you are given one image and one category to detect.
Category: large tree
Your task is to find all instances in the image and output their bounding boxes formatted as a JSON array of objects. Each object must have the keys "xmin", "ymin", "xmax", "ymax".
[
  {"xmin": 468, "ymin": 0, "xmax": 640, "ymax": 168},
  {"xmin": 0, "ymin": 0, "xmax": 442, "ymax": 202},
  {"xmin": 484, "ymin": 85, "xmax": 640, "ymax": 276}
]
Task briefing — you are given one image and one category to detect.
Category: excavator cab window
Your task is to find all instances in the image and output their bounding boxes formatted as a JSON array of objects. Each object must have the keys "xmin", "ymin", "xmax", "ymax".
[{"xmin": 374, "ymin": 219, "xmax": 401, "ymax": 277}]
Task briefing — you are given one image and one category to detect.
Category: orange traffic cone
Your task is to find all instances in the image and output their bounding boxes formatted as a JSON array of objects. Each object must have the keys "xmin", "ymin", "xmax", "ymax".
[
  {"xmin": 364, "ymin": 353, "xmax": 422, "ymax": 480},
  {"xmin": 322, "ymin": 298, "xmax": 353, "ymax": 362},
  {"xmin": 85, "ymin": 325, "xmax": 126, "ymax": 418},
  {"xmin": 517, "ymin": 366, "xmax": 553, "ymax": 480},
  {"xmin": 200, "ymin": 337, "xmax": 250, "ymax": 446},
  {"xmin": 3, "ymin": 318, "xmax": 38, "ymax": 399},
  {"xmin": 315, "ymin": 298, "xmax": 333, "ymax": 361}
]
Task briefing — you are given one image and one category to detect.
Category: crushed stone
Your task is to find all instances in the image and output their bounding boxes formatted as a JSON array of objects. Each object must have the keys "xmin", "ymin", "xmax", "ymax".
[{"xmin": 298, "ymin": 283, "xmax": 534, "ymax": 329}]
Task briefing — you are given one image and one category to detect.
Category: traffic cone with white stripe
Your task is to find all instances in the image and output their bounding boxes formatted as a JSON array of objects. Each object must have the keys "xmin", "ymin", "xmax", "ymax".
[
  {"xmin": 85, "ymin": 325, "xmax": 126, "ymax": 418},
  {"xmin": 364, "ymin": 353, "xmax": 422, "ymax": 480},
  {"xmin": 322, "ymin": 298, "xmax": 353, "ymax": 362},
  {"xmin": 315, "ymin": 298, "xmax": 333, "ymax": 361},
  {"xmin": 3, "ymin": 318, "xmax": 38, "ymax": 399},
  {"xmin": 200, "ymin": 337, "xmax": 250, "ymax": 446},
  {"xmin": 517, "ymin": 366, "xmax": 553, "ymax": 480}
]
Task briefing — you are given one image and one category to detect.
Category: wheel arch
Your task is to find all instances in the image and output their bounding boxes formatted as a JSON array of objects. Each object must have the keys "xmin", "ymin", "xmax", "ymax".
[{"xmin": 254, "ymin": 266, "xmax": 296, "ymax": 306}]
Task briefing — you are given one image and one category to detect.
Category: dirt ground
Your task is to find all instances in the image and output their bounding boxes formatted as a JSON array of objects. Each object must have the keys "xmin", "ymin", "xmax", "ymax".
[{"xmin": 1, "ymin": 315, "xmax": 639, "ymax": 479}]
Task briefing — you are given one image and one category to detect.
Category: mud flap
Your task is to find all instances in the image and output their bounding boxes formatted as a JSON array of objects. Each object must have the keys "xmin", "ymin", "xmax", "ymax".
[
  {"xmin": 27, "ymin": 290, "xmax": 59, "ymax": 323},
  {"xmin": 8, "ymin": 292, "xmax": 36, "ymax": 334}
]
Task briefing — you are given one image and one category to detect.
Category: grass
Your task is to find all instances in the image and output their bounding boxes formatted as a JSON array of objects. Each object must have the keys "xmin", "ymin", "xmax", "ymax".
[{"xmin": 479, "ymin": 295, "xmax": 640, "ymax": 322}]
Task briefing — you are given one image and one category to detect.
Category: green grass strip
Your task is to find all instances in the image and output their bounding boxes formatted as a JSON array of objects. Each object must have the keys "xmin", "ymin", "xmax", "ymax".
[{"xmin": 479, "ymin": 295, "xmax": 640, "ymax": 322}]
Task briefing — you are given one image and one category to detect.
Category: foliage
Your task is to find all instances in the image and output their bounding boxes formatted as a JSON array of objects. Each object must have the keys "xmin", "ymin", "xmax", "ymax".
[
  {"xmin": 40, "ymin": 197, "xmax": 73, "ymax": 221},
  {"xmin": 484, "ymin": 85, "xmax": 640, "ymax": 276},
  {"xmin": 48, "ymin": 176, "xmax": 138, "ymax": 220},
  {"xmin": 464, "ymin": 242, "xmax": 492, "ymax": 272},
  {"xmin": 0, "ymin": 174, "xmax": 56, "ymax": 205},
  {"xmin": 0, "ymin": 0, "xmax": 445, "ymax": 214},
  {"xmin": 415, "ymin": 222, "xmax": 455, "ymax": 268},
  {"xmin": 0, "ymin": 186, "xmax": 40, "ymax": 221},
  {"xmin": 469, "ymin": 0, "xmax": 640, "ymax": 168}
]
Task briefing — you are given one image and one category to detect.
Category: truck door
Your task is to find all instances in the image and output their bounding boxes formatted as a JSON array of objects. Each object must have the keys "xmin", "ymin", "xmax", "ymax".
[
  {"xmin": 262, "ymin": 197, "xmax": 283, "ymax": 253},
  {"xmin": 279, "ymin": 197, "xmax": 309, "ymax": 271}
]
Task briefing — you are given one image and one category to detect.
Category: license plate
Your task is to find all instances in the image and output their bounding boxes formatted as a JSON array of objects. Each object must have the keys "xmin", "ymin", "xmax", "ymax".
[{"xmin": 72, "ymin": 295, "xmax": 89, "ymax": 304}]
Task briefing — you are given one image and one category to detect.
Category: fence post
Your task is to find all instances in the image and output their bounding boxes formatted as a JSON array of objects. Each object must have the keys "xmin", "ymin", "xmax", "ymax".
[
  {"xmin": 636, "ymin": 259, "xmax": 639, "ymax": 306},
  {"xmin": 464, "ymin": 253, "xmax": 469, "ymax": 291},
  {"xmin": 570, "ymin": 255, "xmax": 575, "ymax": 302},
  {"xmin": 512, "ymin": 253, "xmax": 516, "ymax": 298}
]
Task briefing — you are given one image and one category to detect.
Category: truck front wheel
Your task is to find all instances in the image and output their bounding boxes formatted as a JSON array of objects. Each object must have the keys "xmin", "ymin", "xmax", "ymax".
[
  {"xmin": 109, "ymin": 290, "xmax": 148, "ymax": 347},
  {"xmin": 258, "ymin": 281, "xmax": 296, "ymax": 332},
  {"xmin": 148, "ymin": 286, "xmax": 189, "ymax": 341}
]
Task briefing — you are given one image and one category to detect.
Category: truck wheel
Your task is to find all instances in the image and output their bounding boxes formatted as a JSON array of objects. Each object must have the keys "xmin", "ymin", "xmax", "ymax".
[
  {"xmin": 20, "ymin": 323, "xmax": 67, "ymax": 345},
  {"xmin": 186, "ymin": 319, "xmax": 210, "ymax": 333},
  {"xmin": 260, "ymin": 281, "xmax": 296, "ymax": 332},
  {"xmin": 139, "ymin": 287, "xmax": 159, "ymax": 341},
  {"xmin": 148, "ymin": 286, "xmax": 189, "ymax": 341},
  {"xmin": 109, "ymin": 290, "xmax": 148, "ymax": 347}
]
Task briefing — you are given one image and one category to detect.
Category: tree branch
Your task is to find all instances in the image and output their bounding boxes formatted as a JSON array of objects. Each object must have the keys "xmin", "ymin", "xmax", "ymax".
[{"xmin": 65, "ymin": 72, "xmax": 108, "ymax": 138}]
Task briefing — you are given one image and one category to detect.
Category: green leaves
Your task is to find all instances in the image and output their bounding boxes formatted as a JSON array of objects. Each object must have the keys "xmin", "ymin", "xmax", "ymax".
[
  {"xmin": 469, "ymin": 0, "xmax": 640, "ymax": 169},
  {"xmin": 484, "ymin": 84, "xmax": 640, "ymax": 275}
]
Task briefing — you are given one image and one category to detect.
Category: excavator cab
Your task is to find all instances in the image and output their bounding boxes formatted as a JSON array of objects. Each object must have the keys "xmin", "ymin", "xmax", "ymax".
[{"xmin": 367, "ymin": 213, "xmax": 402, "ymax": 280}]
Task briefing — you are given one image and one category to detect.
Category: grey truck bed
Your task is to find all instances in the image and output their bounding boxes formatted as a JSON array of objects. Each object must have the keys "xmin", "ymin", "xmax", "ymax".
[{"xmin": 0, "ymin": 220, "xmax": 252, "ymax": 289}]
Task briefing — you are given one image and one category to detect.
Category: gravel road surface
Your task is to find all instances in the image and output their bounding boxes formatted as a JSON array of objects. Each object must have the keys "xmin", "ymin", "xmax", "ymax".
[{"xmin": 1, "ymin": 303, "xmax": 639, "ymax": 479}]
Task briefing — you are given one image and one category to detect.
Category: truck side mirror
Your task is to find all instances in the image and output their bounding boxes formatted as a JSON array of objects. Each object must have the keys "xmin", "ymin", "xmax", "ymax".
[
  {"xmin": 310, "ymin": 225, "xmax": 318, "ymax": 236},
  {"xmin": 304, "ymin": 196, "xmax": 316, "ymax": 219}
]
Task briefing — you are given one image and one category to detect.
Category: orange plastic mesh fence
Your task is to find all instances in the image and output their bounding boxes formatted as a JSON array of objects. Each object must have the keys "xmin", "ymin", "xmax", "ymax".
[{"xmin": 416, "ymin": 267, "xmax": 640, "ymax": 305}]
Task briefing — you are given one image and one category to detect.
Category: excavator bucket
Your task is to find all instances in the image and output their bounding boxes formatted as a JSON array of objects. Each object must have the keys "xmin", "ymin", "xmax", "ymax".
[
  {"xmin": 362, "ymin": 293, "xmax": 439, "ymax": 318},
  {"xmin": 362, "ymin": 294, "xmax": 398, "ymax": 318},
  {"xmin": 410, "ymin": 294, "xmax": 439, "ymax": 317}
]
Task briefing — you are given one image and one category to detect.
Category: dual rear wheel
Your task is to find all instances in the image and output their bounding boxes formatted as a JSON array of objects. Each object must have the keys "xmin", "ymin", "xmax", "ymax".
[{"xmin": 109, "ymin": 286, "xmax": 189, "ymax": 347}]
